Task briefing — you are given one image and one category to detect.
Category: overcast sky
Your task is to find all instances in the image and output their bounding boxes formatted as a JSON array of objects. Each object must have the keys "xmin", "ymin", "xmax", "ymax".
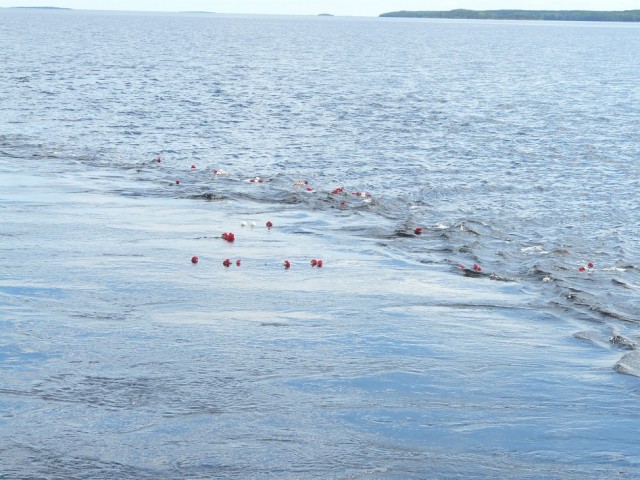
[{"xmin": 0, "ymin": 1, "xmax": 638, "ymax": 16}]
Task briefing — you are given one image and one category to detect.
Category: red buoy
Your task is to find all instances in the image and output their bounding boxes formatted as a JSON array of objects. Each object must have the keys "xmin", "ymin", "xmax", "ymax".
[
  {"xmin": 588, "ymin": 262, "xmax": 594, "ymax": 268},
  {"xmin": 284, "ymin": 260, "xmax": 291, "ymax": 269},
  {"xmin": 579, "ymin": 266, "xmax": 586, "ymax": 272},
  {"xmin": 473, "ymin": 264, "xmax": 482, "ymax": 272},
  {"xmin": 266, "ymin": 221, "xmax": 273, "ymax": 229},
  {"xmin": 223, "ymin": 259, "xmax": 231, "ymax": 267},
  {"xmin": 311, "ymin": 259, "xmax": 318, "ymax": 267},
  {"xmin": 414, "ymin": 227, "xmax": 423, "ymax": 235},
  {"xmin": 191, "ymin": 256, "xmax": 198, "ymax": 264},
  {"xmin": 236, "ymin": 259, "xmax": 241, "ymax": 266},
  {"xmin": 155, "ymin": 156, "xmax": 161, "ymax": 163},
  {"xmin": 317, "ymin": 259, "xmax": 323, "ymax": 268},
  {"xmin": 191, "ymin": 165, "xmax": 197, "ymax": 169},
  {"xmin": 175, "ymin": 180, "xmax": 180, "ymax": 185}
]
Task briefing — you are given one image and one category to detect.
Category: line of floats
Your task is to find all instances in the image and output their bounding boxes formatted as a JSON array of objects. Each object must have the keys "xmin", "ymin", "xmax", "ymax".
[{"xmin": 153, "ymin": 158, "xmax": 594, "ymax": 275}]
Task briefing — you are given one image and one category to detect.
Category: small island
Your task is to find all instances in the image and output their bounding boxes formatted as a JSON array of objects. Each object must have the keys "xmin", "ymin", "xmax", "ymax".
[
  {"xmin": 379, "ymin": 9, "xmax": 640, "ymax": 22},
  {"xmin": 318, "ymin": 13, "xmax": 334, "ymax": 17}
]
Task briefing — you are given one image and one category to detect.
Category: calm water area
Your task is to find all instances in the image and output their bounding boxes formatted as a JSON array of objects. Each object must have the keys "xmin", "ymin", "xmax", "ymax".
[{"xmin": 1, "ymin": 8, "xmax": 639, "ymax": 478}]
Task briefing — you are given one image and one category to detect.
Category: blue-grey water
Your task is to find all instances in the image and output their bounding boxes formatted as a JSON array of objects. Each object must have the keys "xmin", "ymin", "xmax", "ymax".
[{"xmin": 1, "ymin": 8, "xmax": 639, "ymax": 479}]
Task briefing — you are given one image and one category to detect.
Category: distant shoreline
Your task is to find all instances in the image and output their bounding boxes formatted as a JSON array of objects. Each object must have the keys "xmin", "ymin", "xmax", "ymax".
[
  {"xmin": 380, "ymin": 9, "xmax": 640, "ymax": 22},
  {"xmin": 9, "ymin": 6, "xmax": 72, "ymax": 9}
]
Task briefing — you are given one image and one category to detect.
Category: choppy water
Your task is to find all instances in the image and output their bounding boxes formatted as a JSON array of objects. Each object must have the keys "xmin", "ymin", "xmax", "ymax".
[{"xmin": 1, "ymin": 9, "xmax": 640, "ymax": 479}]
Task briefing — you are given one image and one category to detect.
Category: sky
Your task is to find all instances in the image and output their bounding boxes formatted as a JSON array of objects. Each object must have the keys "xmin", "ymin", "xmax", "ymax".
[{"xmin": 0, "ymin": 1, "xmax": 638, "ymax": 16}]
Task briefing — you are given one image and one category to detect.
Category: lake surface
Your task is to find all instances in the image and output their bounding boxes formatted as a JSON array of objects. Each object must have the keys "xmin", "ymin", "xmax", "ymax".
[{"xmin": 1, "ymin": 9, "xmax": 639, "ymax": 478}]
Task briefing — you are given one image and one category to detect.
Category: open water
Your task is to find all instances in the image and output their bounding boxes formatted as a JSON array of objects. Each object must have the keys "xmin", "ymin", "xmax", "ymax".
[{"xmin": 1, "ymin": 8, "xmax": 639, "ymax": 479}]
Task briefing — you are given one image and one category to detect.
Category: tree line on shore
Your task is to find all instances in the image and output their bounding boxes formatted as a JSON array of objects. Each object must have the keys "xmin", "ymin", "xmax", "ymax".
[{"xmin": 379, "ymin": 9, "xmax": 640, "ymax": 22}]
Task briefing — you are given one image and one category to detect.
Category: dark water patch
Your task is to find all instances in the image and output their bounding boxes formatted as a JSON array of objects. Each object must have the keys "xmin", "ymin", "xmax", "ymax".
[
  {"xmin": 559, "ymin": 291, "xmax": 636, "ymax": 324},
  {"xmin": 188, "ymin": 192, "xmax": 226, "ymax": 201},
  {"xmin": 0, "ymin": 444, "xmax": 164, "ymax": 480},
  {"xmin": 609, "ymin": 335, "xmax": 638, "ymax": 350},
  {"xmin": 14, "ymin": 372, "xmax": 250, "ymax": 416},
  {"xmin": 70, "ymin": 312, "xmax": 132, "ymax": 322},
  {"xmin": 592, "ymin": 306, "xmax": 635, "ymax": 323},
  {"xmin": 393, "ymin": 230, "xmax": 415, "ymax": 238},
  {"xmin": 0, "ymin": 148, "xmax": 26, "ymax": 159},
  {"xmin": 612, "ymin": 278, "xmax": 632, "ymax": 289}
]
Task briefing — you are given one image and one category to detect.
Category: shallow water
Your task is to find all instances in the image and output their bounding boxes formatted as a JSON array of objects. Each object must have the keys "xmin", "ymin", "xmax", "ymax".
[{"xmin": 1, "ymin": 9, "xmax": 640, "ymax": 478}]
